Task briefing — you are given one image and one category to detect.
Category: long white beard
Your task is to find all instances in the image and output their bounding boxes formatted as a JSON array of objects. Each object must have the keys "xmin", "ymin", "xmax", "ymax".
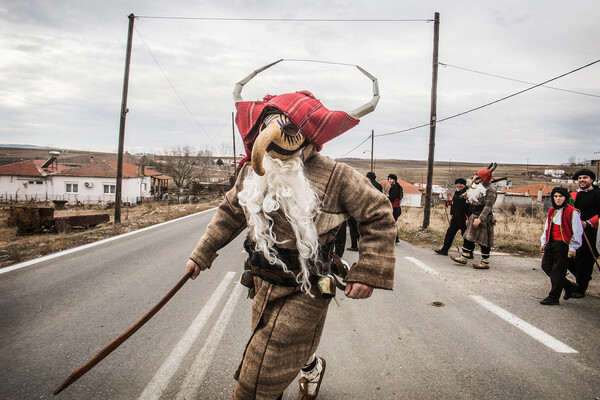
[
  {"xmin": 466, "ymin": 183, "xmax": 487, "ymax": 204},
  {"xmin": 237, "ymin": 154, "xmax": 321, "ymax": 293}
]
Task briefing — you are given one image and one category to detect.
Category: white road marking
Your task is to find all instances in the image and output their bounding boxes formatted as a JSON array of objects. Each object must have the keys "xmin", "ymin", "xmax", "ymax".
[
  {"xmin": 138, "ymin": 271, "xmax": 236, "ymax": 400},
  {"xmin": 0, "ymin": 208, "xmax": 216, "ymax": 276},
  {"xmin": 470, "ymin": 295, "xmax": 578, "ymax": 354},
  {"xmin": 176, "ymin": 283, "xmax": 246, "ymax": 399},
  {"xmin": 405, "ymin": 256, "xmax": 441, "ymax": 277}
]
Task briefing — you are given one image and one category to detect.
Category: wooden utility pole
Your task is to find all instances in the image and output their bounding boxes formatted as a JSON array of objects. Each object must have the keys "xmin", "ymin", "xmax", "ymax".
[
  {"xmin": 370, "ymin": 130, "xmax": 374, "ymax": 172},
  {"xmin": 422, "ymin": 12, "xmax": 440, "ymax": 229},
  {"xmin": 232, "ymin": 112, "xmax": 238, "ymax": 177},
  {"xmin": 115, "ymin": 13, "xmax": 135, "ymax": 223}
]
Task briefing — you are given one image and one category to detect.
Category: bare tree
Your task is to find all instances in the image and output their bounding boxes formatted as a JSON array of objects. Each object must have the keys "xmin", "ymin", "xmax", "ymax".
[
  {"xmin": 567, "ymin": 155, "xmax": 578, "ymax": 166},
  {"xmin": 161, "ymin": 145, "xmax": 198, "ymax": 189}
]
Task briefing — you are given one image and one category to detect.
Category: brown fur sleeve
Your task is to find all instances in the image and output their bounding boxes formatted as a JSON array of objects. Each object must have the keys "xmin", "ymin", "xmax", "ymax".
[
  {"xmin": 188, "ymin": 166, "xmax": 249, "ymax": 270},
  {"xmin": 331, "ymin": 163, "xmax": 396, "ymax": 290}
]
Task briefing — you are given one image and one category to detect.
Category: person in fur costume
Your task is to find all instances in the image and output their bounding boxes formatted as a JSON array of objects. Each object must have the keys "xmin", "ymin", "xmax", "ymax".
[
  {"xmin": 450, "ymin": 163, "xmax": 498, "ymax": 269},
  {"xmin": 184, "ymin": 63, "xmax": 396, "ymax": 400}
]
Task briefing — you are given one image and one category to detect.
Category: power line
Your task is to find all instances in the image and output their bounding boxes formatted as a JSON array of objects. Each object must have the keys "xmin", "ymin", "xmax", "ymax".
[
  {"xmin": 374, "ymin": 58, "xmax": 600, "ymax": 139},
  {"xmin": 136, "ymin": 16, "xmax": 432, "ymax": 22},
  {"xmin": 134, "ymin": 27, "xmax": 215, "ymax": 144},
  {"xmin": 439, "ymin": 62, "xmax": 600, "ymax": 98},
  {"xmin": 336, "ymin": 135, "xmax": 372, "ymax": 159},
  {"xmin": 437, "ymin": 58, "xmax": 600, "ymax": 124}
]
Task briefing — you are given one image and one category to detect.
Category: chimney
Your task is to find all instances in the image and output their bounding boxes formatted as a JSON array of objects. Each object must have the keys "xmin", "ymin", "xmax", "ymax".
[
  {"xmin": 136, "ymin": 165, "xmax": 140, "ymax": 176},
  {"xmin": 90, "ymin": 156, "xmax": 94, "ymax": 163},
  {"xmin": 141, "ymin": 165, "xmax": 145, "ymax": 175},
  {"xmin": 537, "ymin": 188, "xmax": 543, "ymax": 202}
]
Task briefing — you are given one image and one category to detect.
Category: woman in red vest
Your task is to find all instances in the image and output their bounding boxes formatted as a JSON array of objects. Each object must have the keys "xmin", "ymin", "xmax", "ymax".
[{"xmin": 539, "ymin": 187, "xmax": 583, "ymax": 305}]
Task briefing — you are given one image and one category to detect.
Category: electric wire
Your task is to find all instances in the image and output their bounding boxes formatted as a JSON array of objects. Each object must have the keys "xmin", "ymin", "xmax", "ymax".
[
  {"xmin": 136, "ymin": 16, "xmax": 432, "ymax": 22},
  {"xmin": 374, "ymin": 58, "xmax": 600, "ymax": 138},
  {"xmin": 134, "ymin": 27, "xmax": 216, "ymax": 144},
  {"xmin": 336, "ymin": 135, "xmax": 372, "ymax": 159},
  {"xmin": 439, "ymin": 62, "xmax": 600, "ymax": 98}
]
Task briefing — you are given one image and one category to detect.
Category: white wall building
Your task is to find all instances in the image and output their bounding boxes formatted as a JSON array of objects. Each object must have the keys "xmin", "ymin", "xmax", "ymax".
[{"xmin": 0, "ymin": 159, "xmax": 170, "ymax": 204}]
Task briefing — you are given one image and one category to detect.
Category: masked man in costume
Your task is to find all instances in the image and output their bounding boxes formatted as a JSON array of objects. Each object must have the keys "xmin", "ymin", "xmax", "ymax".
[
  {"xmin": 451, "ymin": 163, "xmax": 498, "ymax": 269},
  {"xmin": 184, "ymin": 64, "xmax": 396, "ymax": 400}
]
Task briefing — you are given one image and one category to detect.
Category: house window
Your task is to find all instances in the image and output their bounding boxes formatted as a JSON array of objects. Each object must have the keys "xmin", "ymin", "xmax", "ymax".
[
  {"xmin": 141, "ymin": 183, "xmax": 147, "ymax": 191},
  {"xmin": 103, "ymin": 184, "xmax": 116, "ymax": 194},
  {"xmin": 66, "ymin": 183, "xmax": 78, "ymax": 193}
]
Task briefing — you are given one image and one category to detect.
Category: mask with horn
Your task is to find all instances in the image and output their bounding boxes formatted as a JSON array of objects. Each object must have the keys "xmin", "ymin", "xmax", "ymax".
[
  {"xmin": 468, "ymin": 162, "xmax": 497, "ymax": 189},
  {"xmin": 233, "ymin": 59, "xmax": 380, "ymax": 175}
]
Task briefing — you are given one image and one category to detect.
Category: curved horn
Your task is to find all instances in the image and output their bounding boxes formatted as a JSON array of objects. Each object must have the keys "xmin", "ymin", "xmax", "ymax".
[
  {"xmin": 233, "ymin": 59, "xmax": 284, "ymax": 103},
  {"xmin": 251, "ymin": 123, "xmax": 281, "ymax": 176},
  {"xmin": 489, "ymin": 162, "xmax": 497, "ymax": 172},
  {"xmin": 347, "ymin": 65, "xmax": 380, "ymax": 119}
]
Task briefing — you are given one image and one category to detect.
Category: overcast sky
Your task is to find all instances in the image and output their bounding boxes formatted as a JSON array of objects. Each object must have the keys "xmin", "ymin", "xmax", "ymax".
[{"xmin": 1, "ymin": 0, "xmax": 598, "ymax": 165}]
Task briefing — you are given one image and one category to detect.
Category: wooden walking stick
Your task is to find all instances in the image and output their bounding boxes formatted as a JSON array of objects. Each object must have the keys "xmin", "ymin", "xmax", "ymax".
[
  {"xmin": 582, "ymin": 231, "xmax": 600, "ymax": 272},
  {"xmin": 53, "ymin": 271, "xmax": 193, "ymax": 395}
]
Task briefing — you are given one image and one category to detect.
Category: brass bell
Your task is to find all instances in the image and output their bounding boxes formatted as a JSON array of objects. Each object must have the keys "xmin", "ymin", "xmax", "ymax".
[{"xmin": 317, "ymin": 274, "xmax": 336, "ymax": 299}]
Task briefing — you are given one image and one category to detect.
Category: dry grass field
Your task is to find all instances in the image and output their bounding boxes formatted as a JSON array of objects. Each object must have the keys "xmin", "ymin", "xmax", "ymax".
[
  {"xmin": 0, "ymin": 199, "xmax": 222, "ymax": 269},
  {"xmin": 1, "ymin": 147, "xmax": 589, "ymax": 269}
]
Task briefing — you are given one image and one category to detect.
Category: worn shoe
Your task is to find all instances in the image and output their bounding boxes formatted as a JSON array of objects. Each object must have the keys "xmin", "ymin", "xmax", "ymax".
[
  {"xmin": 450, "ymin": 255, "xmax": 468, "ymax": 265},
  {"xmin": 346, "ymin": 247, "xmax": 358, "ymax": 251},
  {"xmin": 299, "ymin": 357, "xmax": 326, "ymax": 400},
  {"xmin": 434, "ymin": 249, "xmax": 448, "ymax": 256},
  {"xmin": 473, "ymin": 261, "xmax": 490, "ymax": 269},
  {"xmin": 540, "ymin": 296, "xmax": 560, "ymax": 306},
  {"xmin": 570, "ymin": 292, "xmax": 585, "ymax": 299}
]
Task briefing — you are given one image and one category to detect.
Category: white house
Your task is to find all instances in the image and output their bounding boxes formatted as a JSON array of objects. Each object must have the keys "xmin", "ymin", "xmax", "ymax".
[
  {"xmin": 0, "ymin": 159, "xmax": 171, "ymax": 204},
  {"xmin": 0, "ymin": 158, "xmax": 71, "ymax": 202},
  {"xmin": 53, "ymin": 161, "xmax": 171, "ymax": 203},
  {"xmin": 544, "ymin": 168, "xmax": 565, "ymax": 178},
  {"xmin": 382, "ymin": 178, "xmax": 423, "ymax": 207},
  {"xmin": 414, "ymin": 180, "xmax": 446, "ymax": 195}
]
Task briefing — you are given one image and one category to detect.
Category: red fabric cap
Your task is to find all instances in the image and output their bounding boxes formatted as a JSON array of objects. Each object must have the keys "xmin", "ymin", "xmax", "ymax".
[
  {"xmin": 476, "ymin": 169, "xmax": 492, "ymax": 184},
  {"xmin": 235, "ymin": 91, "xmax": 359, "ymax": 164}
]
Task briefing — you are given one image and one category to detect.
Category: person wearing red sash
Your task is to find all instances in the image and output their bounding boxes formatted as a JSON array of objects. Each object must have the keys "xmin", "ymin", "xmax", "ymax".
[
  {"xmin": 540, "ymin": 187, "xmax": 583, "ymax": 305},
  {"xmin": 387, "ymin": 174, "xmax": 404, "ymax": 243}
]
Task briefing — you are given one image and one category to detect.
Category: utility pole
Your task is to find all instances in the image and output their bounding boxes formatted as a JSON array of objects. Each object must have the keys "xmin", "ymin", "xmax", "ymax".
[
  {"xmin": 115, "ymin": 13, "xmax": 135, "ymax": 223},
  {"xmin": 422, "ymin": 12, "xmax": 440, "ymax": 229},
  {"xmin": 232, "ymin": 112, "xmax": 238, "ymax": 177},
  {"xmin": 370, "ymin": 130, "xmax": 374, "ymax": 172}
]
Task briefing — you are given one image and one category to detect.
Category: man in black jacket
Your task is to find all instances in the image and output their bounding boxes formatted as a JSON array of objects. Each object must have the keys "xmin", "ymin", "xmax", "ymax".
[
  {"xmin": 564, "ymin": 168, "xmax": 600, "ymax": 298},
  {"xmin": 388, "ymin": 174, "xmax": 403, "ymax": 243},
  {"xmin": 435, "ymin": 178, "xmax": 470, "ymax": 256}
]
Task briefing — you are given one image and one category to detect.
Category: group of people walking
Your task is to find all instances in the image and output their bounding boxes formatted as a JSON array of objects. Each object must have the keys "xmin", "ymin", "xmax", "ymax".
[{"xmin": 434, "ymin": 166, "xmax": 599, "ymax": 306}]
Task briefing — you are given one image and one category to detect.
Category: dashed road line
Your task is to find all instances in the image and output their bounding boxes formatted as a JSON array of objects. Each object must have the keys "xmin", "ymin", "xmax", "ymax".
[
  {"xmin": 405, "ymin": 256, "xmax": 578, "ymax": 354},
  {"xmin": 470, "ymin": 295, "xmax": 578, "ymax": 354},
  {"xmin": 138, "ymin": 271, "xmax": 236, "ymax": 400},
  {"xmin": 405, "ymin": 256, "xmax": 442, "ymax": 277},
  {"xmin": 177, "ymin": 283, "xmax": 245, "ymax": 399}
]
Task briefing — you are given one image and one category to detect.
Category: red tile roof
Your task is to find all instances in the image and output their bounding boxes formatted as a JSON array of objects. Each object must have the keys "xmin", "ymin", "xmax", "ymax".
[
  {"xmin": 502, "ymin": 184, "xmax": 554, "ymax": 197},
  {"xmin": 56, "ymin": 161, "xmax": 171, "ymax": 180},
  {"xmin": 381, "ymin": 179, "xmax": 422, "ymax": 194},
  {"xmin": 0, "ymin": 160, "xmax": 70, "ymax": 176}
]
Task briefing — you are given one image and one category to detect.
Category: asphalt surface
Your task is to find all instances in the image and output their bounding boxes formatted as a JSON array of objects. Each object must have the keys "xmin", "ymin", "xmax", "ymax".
[{"xmin": 1, "ymin": 209, "xmax": 599, "ymax": 399}]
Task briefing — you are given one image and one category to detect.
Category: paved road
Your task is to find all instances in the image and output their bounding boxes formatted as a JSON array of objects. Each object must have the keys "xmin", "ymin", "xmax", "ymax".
[{"xmin": 1, "ymin": 209, "xmax": 599, "ymax": 399}]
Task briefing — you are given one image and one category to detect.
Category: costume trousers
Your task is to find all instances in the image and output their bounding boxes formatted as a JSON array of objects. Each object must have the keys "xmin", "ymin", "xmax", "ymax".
[
  {"xmin": 541, "ymin": 240, "xmax": 569, "ymax": 299},
  {"xmin": 441, "ymin": 217, "xmax": 467, "ymax": 252},
  {"xmin": 567, "ymin": 245, "xmax": 596, "ymax": 293},
  {"xmin": 233, "ymin": 277, "xmax": 330, "ymax": 400},
  {"xmin": 347, "ymin": 217, "xmax": 359, "ymax": 248},
  {"xmin": 463, "ymin": 239, "xmax": 490, "ymax": 259},
  {"xmin": 333, "ymin": 221, "xmax": 346, "ymax": 257}
]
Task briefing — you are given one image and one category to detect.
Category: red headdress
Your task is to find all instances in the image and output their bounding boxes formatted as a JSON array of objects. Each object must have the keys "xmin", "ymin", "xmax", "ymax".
[
  {"xmin": 232, "ymin": 59, "xmax": 380, "ymax": 165},
  {"xmin": 235, "ymin": 91, "xmax": 359, "ymax": 165}
]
